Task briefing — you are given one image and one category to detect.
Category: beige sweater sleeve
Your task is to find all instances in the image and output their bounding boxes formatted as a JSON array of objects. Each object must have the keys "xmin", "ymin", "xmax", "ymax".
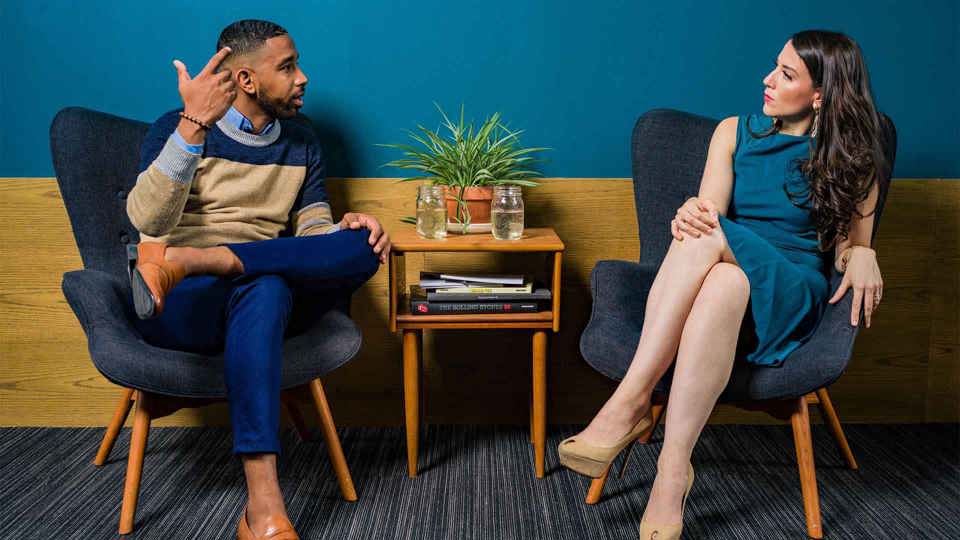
[
  {"xmin": 126, "ymin": 135, "xmax": 200, "ymax": 237},
  {"xmin": 293, "ymin": 201, "xmax": 341, "ymax": 236}
]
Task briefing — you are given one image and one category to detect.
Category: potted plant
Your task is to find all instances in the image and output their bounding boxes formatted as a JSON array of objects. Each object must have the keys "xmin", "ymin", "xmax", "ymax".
[{"xmin": 381, "ymin": 104, "xmax": 548, "ymax": 234}]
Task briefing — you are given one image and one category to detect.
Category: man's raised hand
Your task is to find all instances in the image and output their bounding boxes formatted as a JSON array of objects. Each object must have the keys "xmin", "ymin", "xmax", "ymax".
[{"xmin": 173, "ymin": 47, "xmax": 237, "ymax": 127}]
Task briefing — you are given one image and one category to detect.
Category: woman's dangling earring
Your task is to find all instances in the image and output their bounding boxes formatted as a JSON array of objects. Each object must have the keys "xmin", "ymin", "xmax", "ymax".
[{"xmin": 811, "ymin": 104, "xmax": 820, "ymax": 137}]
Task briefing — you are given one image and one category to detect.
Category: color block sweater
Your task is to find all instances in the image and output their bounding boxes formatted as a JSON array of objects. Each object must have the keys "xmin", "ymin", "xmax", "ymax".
[{"xmin": 127, "ymin": 109, "xmax": 339, "ymax": 247}]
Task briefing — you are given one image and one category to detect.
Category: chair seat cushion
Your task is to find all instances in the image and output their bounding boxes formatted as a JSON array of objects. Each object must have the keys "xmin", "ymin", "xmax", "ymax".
[
  {"xmin": 62, "ymin": 269, "xmax": 361, "ymax": 398},
  {"xmin": 91, "ymin": 310, "xmax": 361, "ymax": 399},
  {"xmin": 579, "ymin": 261, "xmax": 854, "ymax": 402},
  {"xmin": 581, "ymin": 316, "xmax": 847, "ymax": 401}
]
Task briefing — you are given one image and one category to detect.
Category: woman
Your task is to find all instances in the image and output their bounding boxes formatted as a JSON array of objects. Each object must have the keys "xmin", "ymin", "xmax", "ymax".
[{"xmin": 558, "ymin": 30, "xmax": 887, "ymax": 539}]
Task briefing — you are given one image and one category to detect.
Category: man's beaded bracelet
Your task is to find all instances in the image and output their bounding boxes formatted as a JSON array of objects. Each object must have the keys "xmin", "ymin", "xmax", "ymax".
[{"xmin": 178, "ymin": 112, "xmax": 212, "ymax": 130}]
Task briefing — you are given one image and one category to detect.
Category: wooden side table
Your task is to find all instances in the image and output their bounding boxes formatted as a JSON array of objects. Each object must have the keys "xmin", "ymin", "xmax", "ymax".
[{"xmin": 388, "ymin": 227, "xmax": 565, "ymax": 478}]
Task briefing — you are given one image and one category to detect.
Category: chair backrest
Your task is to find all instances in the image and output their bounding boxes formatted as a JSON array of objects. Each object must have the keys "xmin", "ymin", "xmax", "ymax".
[
  {"xmin": 51, "ymin": 107, "xmax": 149, "ymax": 281},
  {"xmin": 630, "ymin": 109, "xmax": 897, "ymax": 268}
]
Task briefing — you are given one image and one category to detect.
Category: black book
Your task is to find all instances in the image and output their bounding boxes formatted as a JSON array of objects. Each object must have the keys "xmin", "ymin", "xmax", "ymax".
[
  {"xmin": 409, "ymin": 299, "xmax": 540, "ymax": 315},
  {"xmin": 409, "ymin": 286, "xmax": 541, "ymax": 315}
]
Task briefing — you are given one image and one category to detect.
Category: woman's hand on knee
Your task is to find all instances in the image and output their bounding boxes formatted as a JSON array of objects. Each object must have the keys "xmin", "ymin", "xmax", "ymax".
[{"xmin": 671, "ymin": 197, "xmax": 719, "ymax": 241}]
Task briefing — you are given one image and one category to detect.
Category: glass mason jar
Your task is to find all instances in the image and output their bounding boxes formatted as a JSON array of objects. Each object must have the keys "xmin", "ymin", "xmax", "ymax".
[
  {"xmin": 416, "ymin": 184, "xmax": 447, "ymax": 239},
  {"xmin": 491, "ymin": 185, "xmax": 524, "ymax": 240}
]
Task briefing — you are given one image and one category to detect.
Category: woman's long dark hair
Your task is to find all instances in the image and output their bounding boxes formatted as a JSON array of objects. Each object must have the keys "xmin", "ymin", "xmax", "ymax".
[{"xmin": 754, "ymin": 30, "xmax": 886, "ymax": 251}]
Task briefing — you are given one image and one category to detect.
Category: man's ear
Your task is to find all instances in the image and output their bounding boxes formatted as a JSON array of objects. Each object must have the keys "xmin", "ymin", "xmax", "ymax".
[{"xmin": 235, "ymin": 67, "xmax": 257, "ymax": 95}]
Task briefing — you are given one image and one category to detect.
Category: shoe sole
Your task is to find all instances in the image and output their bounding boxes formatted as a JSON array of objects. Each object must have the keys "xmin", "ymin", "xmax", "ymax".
[
  {"xmin": 127, "ymin": 244, "xmax": 157, "ymax": 320},
  {"xmin": 558, "ymin": 451, "xmax": 610, "ymax": 478},
  {"xmin": 130, "ymin": 268, "xmax": 158, "ymax": 320}
]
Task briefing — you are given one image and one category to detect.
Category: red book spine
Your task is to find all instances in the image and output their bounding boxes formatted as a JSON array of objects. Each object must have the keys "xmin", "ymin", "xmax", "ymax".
[{"xmin": 410, "ymin": 300, "xmax": 539, "ymax": 315}]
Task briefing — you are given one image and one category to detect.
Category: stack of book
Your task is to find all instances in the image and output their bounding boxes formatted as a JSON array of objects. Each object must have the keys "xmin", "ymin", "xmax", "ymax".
[{"xmin": 409, "ymin": 271, "xmax": 552, "ymax": 315}]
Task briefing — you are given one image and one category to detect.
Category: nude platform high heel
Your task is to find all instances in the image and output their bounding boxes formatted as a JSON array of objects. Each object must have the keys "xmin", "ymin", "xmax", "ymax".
[
  {"xmin": 557, "ymin": 409, "xmax": 655, "ymax": 478},
  {"xmin": 638, "ymin": 461, "xmax": 695, "ymax": 540}
]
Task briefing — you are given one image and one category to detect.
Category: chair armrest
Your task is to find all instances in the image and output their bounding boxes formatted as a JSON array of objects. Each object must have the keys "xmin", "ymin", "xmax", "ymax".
[
  {"xmin": 784, "ymin": 269, "xmax": 860, "ymax": 380},
  {"xmin": 588, "ymin": 260, "xmax": 659, "ymax": 324},
  {"xmin": 578, "ymin": 260, "xmax": 659, "ymax": 380},
  {"xmin": 737, "ymin": 269, "xmax": 861, "ymax": 400},
  {"xmin": 61, "ymin": 269, "xmax": 137, "ymax": 334},
  {"xmin": 795, "ymin": 270, "xmax": 860, "ymax": 360}
]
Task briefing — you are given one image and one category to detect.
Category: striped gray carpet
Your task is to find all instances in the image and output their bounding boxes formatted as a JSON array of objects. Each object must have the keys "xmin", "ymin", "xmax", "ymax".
[{"xmin": 1, "ymin": 424, "xmax": 957, "ymax": 539}]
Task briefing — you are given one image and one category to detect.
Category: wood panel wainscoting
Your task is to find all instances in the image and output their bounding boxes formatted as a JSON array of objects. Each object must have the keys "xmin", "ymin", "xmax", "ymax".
[{"xmin": 0, "ymin": 178, "xmax": 957, "ymax": 427}]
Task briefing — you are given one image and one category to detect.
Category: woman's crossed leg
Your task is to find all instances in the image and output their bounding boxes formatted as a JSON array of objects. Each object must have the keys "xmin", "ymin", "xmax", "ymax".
[{"xmin": 575, "ymin": 226, "xmax": 750, "ymax": 527}]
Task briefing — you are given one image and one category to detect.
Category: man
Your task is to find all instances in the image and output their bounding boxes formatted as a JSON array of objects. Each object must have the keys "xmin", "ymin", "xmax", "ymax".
[{"xmin": 127, "ymin": 20, "xmax": 390, "ymax": 540}]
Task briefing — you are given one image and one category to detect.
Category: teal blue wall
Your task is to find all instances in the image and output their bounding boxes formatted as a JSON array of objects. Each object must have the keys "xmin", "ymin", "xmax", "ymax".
[{"xmin": 2, "ymin": 0, "xmax": 957, "ymax": 178}]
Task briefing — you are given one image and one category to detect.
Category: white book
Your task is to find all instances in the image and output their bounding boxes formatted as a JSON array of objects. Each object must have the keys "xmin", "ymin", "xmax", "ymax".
[
  {"xmin": 419, "ymin": 279, "xmax": 469, "ymax": 289},
  {"xmin": 420, "ymin": 271, "xmax": 525, "ymax": 286},
  {"xmin": 433, "ymin": 282, "xmax": 533, "ymax": 294}
]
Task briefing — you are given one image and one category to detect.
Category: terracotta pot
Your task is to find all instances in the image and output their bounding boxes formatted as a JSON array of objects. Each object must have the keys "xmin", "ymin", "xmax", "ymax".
[{"xmin": 443, "ymin": 186, "xmax": 493, "ymax": 224}]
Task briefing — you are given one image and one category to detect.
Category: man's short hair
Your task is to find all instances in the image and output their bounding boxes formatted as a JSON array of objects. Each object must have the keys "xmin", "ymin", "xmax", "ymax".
[{"xmin": 216, "ymin": 20, "xmax": 288, "ymax": 57}]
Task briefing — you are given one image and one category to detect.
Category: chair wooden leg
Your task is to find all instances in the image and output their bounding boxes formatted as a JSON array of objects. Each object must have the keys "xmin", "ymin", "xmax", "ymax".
[
  {"xmin": 584, "ymin": 394, "xmax": 668, "ymax": 505},
  {"xmin": 94, "ymin": 387, "xmax": 135, "ymax": 466},
  {"xmin": 309, "ymin": 379, "xmax": 357, "ymax": 502},
  {"xmin": 532, "ymin": 330, "xmax": 548, "ymax": 478},
  {"xmin": 790, "ymin": 396, "xmax": 823, "ymax": 539},
  {"xmin": 815, "ymin": 388, "xmax": 858, "ymax": 470},
  {"xmin": 419, "ymin": 333, "xmax": 427, "ymax": 428},
  {"xmin": 402, "ymin": 329, "xmax": 420, "ymax": 477},
  {"xmin": 119, "ymin": 391, "xmax": 152, "ymax": 535},
  {"xmin": 282, "ymin": 393, "xmax": 311, "ymax": 442}
]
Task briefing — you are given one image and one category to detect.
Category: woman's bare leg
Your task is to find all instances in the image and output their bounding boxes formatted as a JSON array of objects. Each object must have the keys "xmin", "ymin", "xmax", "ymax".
[
  {"xmin": 641, "ymin": 262, "xmax": 749, "ymax": 527},
  {"xmin": 576, "ymin": 229, "xmax": 736, "ymax": 445}
]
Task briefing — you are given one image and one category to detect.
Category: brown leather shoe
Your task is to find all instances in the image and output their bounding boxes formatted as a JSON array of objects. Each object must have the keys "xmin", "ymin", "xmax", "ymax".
[
  {"xmin": 236, "ymin": 506, "xmax": 299, "ymax": 540},
  {"xmin": 127, "ymin": 242, "xmax": 186, "ymax": 320}
]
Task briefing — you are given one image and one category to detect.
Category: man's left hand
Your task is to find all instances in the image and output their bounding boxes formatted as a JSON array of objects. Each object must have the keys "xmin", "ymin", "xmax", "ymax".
[{"xmin": 339, "ymin": 212, "xmax": 391, "ymax": 264}]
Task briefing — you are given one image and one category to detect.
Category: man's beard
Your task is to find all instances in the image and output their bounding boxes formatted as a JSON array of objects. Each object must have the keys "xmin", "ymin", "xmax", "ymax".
[{"xmin": 256, "ymin": 90, "xmax": 297, "ymax": 120}]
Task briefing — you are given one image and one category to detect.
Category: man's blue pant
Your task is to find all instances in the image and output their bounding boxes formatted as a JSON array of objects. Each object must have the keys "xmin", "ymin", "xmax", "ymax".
[{"xmin": 133, "ymin": 229, "xmax": 379, "ymax": 454}]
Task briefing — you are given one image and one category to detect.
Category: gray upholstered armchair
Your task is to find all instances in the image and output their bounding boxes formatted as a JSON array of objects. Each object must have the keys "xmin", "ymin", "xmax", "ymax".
[
  {"xmin": 50, "ymin": 107, "xmax": 362, "ymax": 535},
  {"xmin": 578, "ymin": 109, "xmax": 897, "ymax": 539}
]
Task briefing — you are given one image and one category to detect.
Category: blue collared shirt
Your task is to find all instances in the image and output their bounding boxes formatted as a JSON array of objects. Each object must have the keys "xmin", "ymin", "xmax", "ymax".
[
  {"xmin": 224, "ymin": 106, "xmax": 277, "ymax": 136},
  {"xmin": 172, "ymin": 107, "xmax": 276, "ymax": 154}
]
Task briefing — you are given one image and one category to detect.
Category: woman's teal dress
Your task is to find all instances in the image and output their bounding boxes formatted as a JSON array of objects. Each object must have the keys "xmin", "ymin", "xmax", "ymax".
[{"xmin": 718, "ymin": 114, "xmax": 830, "ymax": 367}]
